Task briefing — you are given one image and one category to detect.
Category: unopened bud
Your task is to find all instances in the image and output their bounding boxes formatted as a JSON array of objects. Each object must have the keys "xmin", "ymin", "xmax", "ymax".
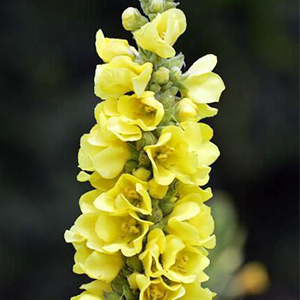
[
  {"xmin": 104, "ymin": 291, "xmax": 121, "ymax": 300},
  {"xmin": 160, "ymin": 199, "xmax": 175, "ymax": 215},
  {"xmin": 149, "ymin": 83, "xmax": 161, "ymax": 93},
  {"xmin": 125, "ymin": 160, "xmax": 139, "ymax": 173},
  {"xmin": 170, "ymin": 67, "xmax": 182, "ymax": 82},
  {"xmin": 154, "ymin": 67, "xmax": 170, "ymax": 85},
  {"xmin": 159, "ymin": 90, "xmax": 175, "ymax": 109},
  {"xmin": 139, "ymin": 151, "xmax": 151, "ymax": 167},
  {"xmin": 126, "ymin": 257, "xmax": 143, "ymax": 272},
  {"xmin": 151, "ymin": 206, "xmax": 163, "ymax": 223},
  {"xmin": 149, "ymin": 0, "xmax": 164, "ymax": 13},
  {"xmin": 149, "ymin": 179, "xmax": 169, "ymax": 199},
  {"xmin": 122, "ymin": 7, "xmax": 147, "ymax": 31},
  {"xmin": 133, "ymin": 167, "xmax": 151, "ymax": 181}
]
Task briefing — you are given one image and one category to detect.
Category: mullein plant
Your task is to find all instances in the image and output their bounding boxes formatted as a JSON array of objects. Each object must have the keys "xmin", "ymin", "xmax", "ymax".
[{"xmin": 65, "ymin": 0, "xmax": 225, "ymax": 299}]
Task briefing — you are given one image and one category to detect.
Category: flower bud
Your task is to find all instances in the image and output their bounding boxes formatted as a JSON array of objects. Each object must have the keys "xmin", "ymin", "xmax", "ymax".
[
  {"xmin": 104, "ymin": 291, "xmax": 122, "ymax": 300},
  {"xmin": 149, "ymin": 83, "xmax": 161, "ymax": 93},
  {"xmin": 149, "ymin": 0, "xmax": 164, "ymax": 13},
  {"xmin": 151, "ymin": 206, "xmax": 163, "ymax": 223},
  {"xmin": 126, "ymin": 256, "xmax": 143, "ymax": 273},
  {"xmin": 170, "ymin": 66, "xmax": 182, "ymax": 82},
  {"xmin": 154, "ymin": 67, "xmax": 170, "ymax": 85},
  {"xmin": 159, "ymin": 90, "xmax": 175, "ymax": 109},
  {"xmin": 133, "ymin": 167, "xmax": 151, "ymax": 181},
  {"xmin": 160, "ymin": 198, "xmax": 175, "ymax": 215},
  {"xmin": 139, "ymin": 151, "xmax": 151, "ymax": 167},
  {"xmin": 122, "ymin": 7, "xmax": 147, "ymax": 31},
  {"xmin": 149, "ymin": 179, "xmax": 169, "ymax": 199},
  {"xmin": 176, "ymin": 98, "xmax": 198, "ymax": 121},
  {"xmin": 125, "ymin": 159, "xmax": 139, "ymax": 173}
]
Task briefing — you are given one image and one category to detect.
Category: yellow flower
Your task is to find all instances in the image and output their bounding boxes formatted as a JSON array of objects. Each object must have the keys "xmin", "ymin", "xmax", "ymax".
[
  {"xmin": 94, "ymin": 56, "xmax": 153, "ymax": 99},
  {"xmin": 179, "ymin": 54, "xmax": 225, "ymax": 104},
  {"xmin": 78, "ymin": 123, "xmax": 130, "ymax": 180},
  {"xmin": 71, "ymin": 280, "xmax": 111, "ymax": 300},
  {"xmin": 72, "ymin": 243, "xmax": 123, "ymax": 282},
  {"xmin": 134, "ymin": 8, "xmax": 186, "ymax": 58},
  {"xmin": 96, "ymin": 91, "xmax": 164, "ymax": 141},
  {"xmin": 166, "ymin": 195, "xmax": 216, "ymax": 249},
  {"xmin": 72, "ymin": 211, "xmax": 152, "ymax": 257},
  {"xmin": 128, "ymin": 273, "xmax": 185, "ymax": 300},
  {"xmin": 144, "ymin": 122, "xmax": 219, "ymax": 186},
  {"xmin": 162, "ymin": 235, "xmax": 209, "ymax": 283},
  {"xmin": 176, "ymin": 98, "xmax": 218, "ymax": 122},
  {"xmin": 139, "ymin": 228, "xmax": 166, "ymax": 278},
  {"xmin": 118, "ymin": 91, "xmax": 164, "ymax": 131},
  {"xmin": 64, "ymin": 226, "xmax": 123, "ymax": 282},
  {"xmin": 179, "ymin": 283, "xmax": 216, "ymax": 300},
  {"xmin": 94, "ymin": 174, "xmax": 152, "ymax": 215},
  {"xmin": 95, "ymin": 29, "xmax": 136, "ymax": 63}
]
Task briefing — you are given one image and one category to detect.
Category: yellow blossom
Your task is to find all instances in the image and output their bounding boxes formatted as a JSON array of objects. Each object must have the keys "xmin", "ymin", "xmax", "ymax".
[
  {"xmin": 72, "ymin": 211, "xmax": 152, "ymax": 257},
  {"xmin": 71, "ymin": 280, "xmax": 111, "ymax": 300},
  {"xmin": 64, "ymin": 226, "xmax": 123, "ymax": 282},
  {"xmin": 167, "ymin": 195, "xmax": 216, "ymax": 249},
  {"xmin": 95, "ymin": 29, "xmax": 136, "ymax": 63},
  {"xmin": 94, "ymin": 174, "xmax": 152, "ymax": 215},
  {"xmin": 128, "ymin": 273, "xmax": 185, "ymax": 300},
  {"xmin": 144, "ymin": 122, "xmax": 219, "ymax": 186},
  {"xmin": 139, "ymin": 228, "xmax": 166, "ymax": 278},
  {"xmin": 71, "ymin": 243, "xmax": 123, "ymax": 282},
  {"xmin": 176, "ymin": 98, "xmax": 218, "ymax": 122},
  {"xmin": 162, "ymin": 235, "xmax": 209, "ymax": 283},
  {"xmin": 93, "ymin": 92, "xmax": 164, "ymax": 141},
  {"xmin": 134, "ymin": 8, "xmax": 186, "ymax": 58},
  {"xmin": 179, "ymin": 54, "xmax": 225, "ymax": 104},
  {"xmin": 94, "ymin": 56, "xmax": 153, "ymax": 99},
  {"xmin": 118, "ymin": 91, "xmax": 164, "ymax": 131},
  {"xmin": 78, "ymin": 123, "xmax": 130, "ymax": 180}
]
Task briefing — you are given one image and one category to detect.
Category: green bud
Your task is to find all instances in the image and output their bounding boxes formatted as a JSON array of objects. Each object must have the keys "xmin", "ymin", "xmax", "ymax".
[
  {"xmin": 160, "ymin": 199, "xmax": 175, "ymax": 216},
  {"xmin": 161, "ymin": 81, "xmax": 173, "ymax": 91},
  {"xmin": 149, "ymin": 216, "xmax": 168, "ymax": 230},
  {"xmin": 164, "ymin": 53, "xmax": 185, "ymax": 69},
  {"xmin": 151, "ymin": 206, "xmax": 163, "ymax": 223},
  {"xmin": 149, "ymin": 0, "xmax": 164, "ymax": 13},
  {"xmin": 126, "ymin": 256, "xmax": 143, "ymax": 273},
  {"xmin": 103, "ymin": 291, "xmax": 121, "ymax": 300},
  {"xmin": 122, "ymin": 7, "xmax": 148, "ymax": 31},
  {"xmin": 125, "ymin": 160, "xmax": 139, "ymax": 173},
  {"xmin": 154, "ymin": 67, "xmax": 170, "ymax": 85},
  {"xmin": 149, "ymin": 83, "xmax": 161, "ymax": 93},
  {"xmin": 164, "ymin": 2, "xmax": 179, "ymax": 10},
  {"xmin": 169, "ymin": 86, "xmax": 179, "ymax": 96},
  {"xmin": 111, "ymin": 274, "xmax": 128, "ymax": 294},
  {"xmin": 170, "ymin": 67, "xmax": 182, "ymax": 82},
  {"xmin": 143, "ymin": 132, "xmax": 157, "ymax": 145},
  {"xmin": 159, "ymin": 90, "xmax": 175, "ymax": 109},
  {"xmin": 123, "ymin": 286, "xmax": 136, "ymax": 300},
  {"xmin": 139, "ymin": 151, "xmax": 151, "ymax": 167}
]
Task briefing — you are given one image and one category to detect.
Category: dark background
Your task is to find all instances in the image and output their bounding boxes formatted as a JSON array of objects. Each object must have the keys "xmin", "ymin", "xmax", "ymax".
[{"xmin": 0, "ymin": 0, "xmax": 299, "ymax": 299}]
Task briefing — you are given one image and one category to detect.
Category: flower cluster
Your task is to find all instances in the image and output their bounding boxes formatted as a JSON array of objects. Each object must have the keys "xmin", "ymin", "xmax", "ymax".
[{"xmin": 65, "ymin": 0, "xmax": 225, "ymax": 299}]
